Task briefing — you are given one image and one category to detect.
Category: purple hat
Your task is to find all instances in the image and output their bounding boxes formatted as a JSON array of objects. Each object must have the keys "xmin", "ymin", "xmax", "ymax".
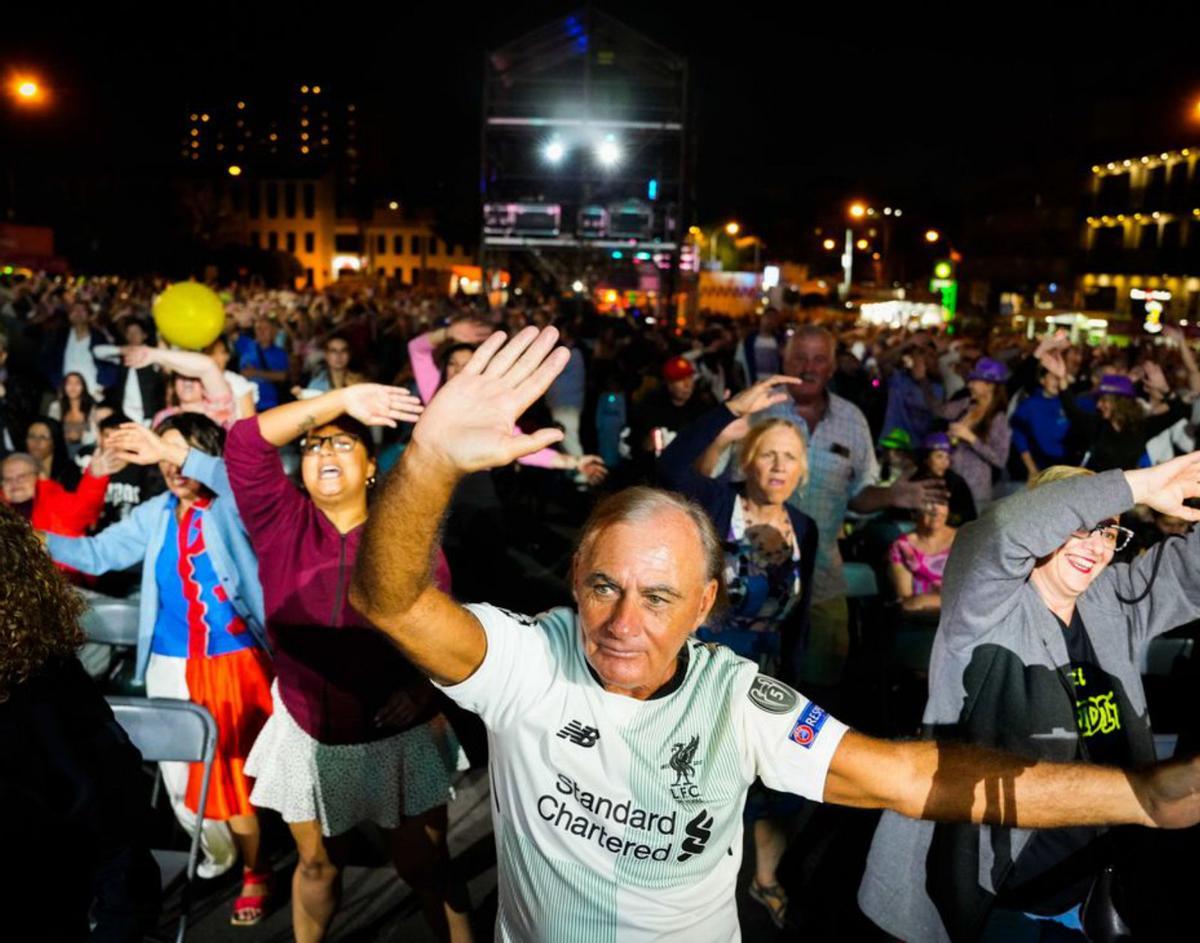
[
  {"xmin": 1097, "ymin": 374, "xmax": 1136, "ymax": 398},
  {"xmin": 967, "ymin": 357, "xmax": 1009, "ymax": 384},
  {"xmin": 922, "ymin": 431, "xmax": 952, "ymax": 452}
]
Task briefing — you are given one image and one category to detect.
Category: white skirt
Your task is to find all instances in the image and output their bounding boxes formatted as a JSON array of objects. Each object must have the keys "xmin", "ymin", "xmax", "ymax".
[{"xmin": 246, "ymin": 682, "xmax": 464, "ymax": 837}]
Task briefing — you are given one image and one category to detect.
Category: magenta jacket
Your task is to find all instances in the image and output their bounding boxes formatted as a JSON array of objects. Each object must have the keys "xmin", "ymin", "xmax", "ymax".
[{"xmin": 225, "ymin": 417, "xmax": 451, "ymax": 744}]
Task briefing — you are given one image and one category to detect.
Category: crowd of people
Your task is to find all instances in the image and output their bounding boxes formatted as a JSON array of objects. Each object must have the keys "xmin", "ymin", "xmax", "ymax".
[{"xmin": 6, "ymin": 268, "xmax": 1200, "ymax": 941}]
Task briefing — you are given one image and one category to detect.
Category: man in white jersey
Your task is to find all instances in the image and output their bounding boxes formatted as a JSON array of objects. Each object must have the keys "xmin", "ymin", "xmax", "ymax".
[{"xmin": 352, "ymin": 327, "xmax": 1200, "ymax": 942}]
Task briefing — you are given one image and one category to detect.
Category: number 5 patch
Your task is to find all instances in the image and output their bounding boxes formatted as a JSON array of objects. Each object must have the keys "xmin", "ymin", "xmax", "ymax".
[{"xmin": 788, "ymin": 701, "xmax": 829, "ymax": 749}]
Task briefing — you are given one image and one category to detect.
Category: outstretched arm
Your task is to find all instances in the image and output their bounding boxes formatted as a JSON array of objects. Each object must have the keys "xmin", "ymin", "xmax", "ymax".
[
  {"xmin": 824, "ymin": 730, "xmax": 1200, "ymax": 830},
  {"xmin": 351, "ymin": 327, "xmax": 569, "ymax": 685},
  {"xmin": 253, "ymin": 385, "xmax": 423, "ymax": 448},
  {"xmin": 123, "ymin": 345, "xmax": 232, "ymax": 402}
]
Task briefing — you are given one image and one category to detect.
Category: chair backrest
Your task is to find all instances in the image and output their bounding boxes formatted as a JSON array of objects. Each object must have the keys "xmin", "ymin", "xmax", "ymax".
[
  {"xmin": 82, "ymin": 599, "xmax": 141, "ymax": 647},
  {"xmin": 106, "ymin": 697, "xmax": 217, "ymax": 765}
]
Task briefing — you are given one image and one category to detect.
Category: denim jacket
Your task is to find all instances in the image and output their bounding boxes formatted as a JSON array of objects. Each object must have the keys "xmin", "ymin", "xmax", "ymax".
[{"xmin": 48, "ymin": 449, "xmax": 268, "ymax": 683}]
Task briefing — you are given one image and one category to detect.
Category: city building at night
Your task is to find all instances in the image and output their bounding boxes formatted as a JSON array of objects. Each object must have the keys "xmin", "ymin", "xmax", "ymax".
[
  {"xmin": 176, "ymin": 84, "xmax": 473, "ymax": 289},
  {"xmin": 1079, "ymin": 148, "xmax": 1200, "ymax": 329}
]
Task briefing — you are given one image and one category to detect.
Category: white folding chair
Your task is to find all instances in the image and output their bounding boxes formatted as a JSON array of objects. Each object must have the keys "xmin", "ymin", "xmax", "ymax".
[{"xmin": 107, "ymin": 697, "xmax": 217, "ymax": 943}]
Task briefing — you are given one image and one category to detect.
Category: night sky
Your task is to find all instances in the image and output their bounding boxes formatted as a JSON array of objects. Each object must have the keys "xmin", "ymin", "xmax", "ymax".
[{"xmin": 5, "ymin": 1, "xmax": 1200, "ymax": 257}]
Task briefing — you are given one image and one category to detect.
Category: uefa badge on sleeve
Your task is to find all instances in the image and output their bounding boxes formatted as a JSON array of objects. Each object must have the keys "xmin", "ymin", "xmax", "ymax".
[{"xmin": 788, "ymin": 701, "xmax": 829, "ymax": 749}]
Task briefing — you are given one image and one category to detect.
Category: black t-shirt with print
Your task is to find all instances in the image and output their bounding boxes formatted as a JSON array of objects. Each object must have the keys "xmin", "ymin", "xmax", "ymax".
[{"xmin": 999, "ymin": 611, "xmax": 1131, "ymax": 914}]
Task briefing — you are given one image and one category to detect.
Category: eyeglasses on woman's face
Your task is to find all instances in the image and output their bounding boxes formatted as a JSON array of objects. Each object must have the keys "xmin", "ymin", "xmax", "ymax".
[
  {"xmin": 299, "ymin": 433, "xmax": 360, "ymax": 455},
  {"xmin": 1070, "ymin": 521, "xmax": 1135, "ymax": 552}
]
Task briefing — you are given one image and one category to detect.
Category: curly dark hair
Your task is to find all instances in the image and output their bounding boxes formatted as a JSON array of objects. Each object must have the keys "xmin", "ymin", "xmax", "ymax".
[{"xmin": 0, "ymin": 503, "xmax": 85, "ymax": 702}]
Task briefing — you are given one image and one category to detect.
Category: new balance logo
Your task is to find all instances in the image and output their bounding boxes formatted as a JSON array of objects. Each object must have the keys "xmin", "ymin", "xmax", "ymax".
[
  {"xmin": 677, "ymin": 808, "xmax": 713, "ymax": 862},
  {"xmin": 556, "ymin": 721, "xmax": 600, "ymax": 748}
]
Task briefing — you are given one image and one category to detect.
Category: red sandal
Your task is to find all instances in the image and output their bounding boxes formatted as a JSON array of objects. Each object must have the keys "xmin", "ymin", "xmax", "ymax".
[{"xmin": 230, "ymin": 867, "xmax": 272, "ymax": 927}]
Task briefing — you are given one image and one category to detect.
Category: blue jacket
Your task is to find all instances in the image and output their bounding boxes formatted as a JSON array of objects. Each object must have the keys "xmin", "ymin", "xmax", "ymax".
[
  {"xmin": 658, "ymin": 404, "xmax": 818, "ymax": 685},
  {"xmin": 48, "ymin": 449, "xmax": 268, "ymax": 683}
]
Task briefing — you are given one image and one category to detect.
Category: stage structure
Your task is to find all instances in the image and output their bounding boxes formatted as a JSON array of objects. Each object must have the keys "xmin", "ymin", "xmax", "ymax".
[{"xmin": 481, "ymin": 7, "xmax": 690, "ymax": 309}]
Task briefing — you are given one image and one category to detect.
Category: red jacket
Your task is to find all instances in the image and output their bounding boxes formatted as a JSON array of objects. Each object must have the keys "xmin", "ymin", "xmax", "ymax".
[{"xmin": 30, "ymin": 473, "xmax": 110, "ymax": 537}]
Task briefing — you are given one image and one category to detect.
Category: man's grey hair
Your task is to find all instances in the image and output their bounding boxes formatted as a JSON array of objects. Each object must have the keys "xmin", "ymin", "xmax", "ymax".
[
  {"xmin": 784, "ymin": 324, "xmax": 835, "ymax": 357},
  {"xmin": 1, "ymin": 452, "xmax": 39, "ymax": 473},
  {"xmin": 572, "ymin": 486, "xmax": 727, "ymax": 611}
]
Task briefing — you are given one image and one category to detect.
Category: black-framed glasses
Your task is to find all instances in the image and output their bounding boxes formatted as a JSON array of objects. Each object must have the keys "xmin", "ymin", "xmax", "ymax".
[
  {"xmin": 1070, "ymin": 522, "xmax": 1135, "ymax": 552},
  {"xmin": 299, "ymin": 433, "xmax": 360, "ymax": 455}
]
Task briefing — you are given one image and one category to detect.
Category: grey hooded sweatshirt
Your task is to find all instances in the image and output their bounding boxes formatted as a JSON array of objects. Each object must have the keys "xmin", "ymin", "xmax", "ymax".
[{"xmin": 858, "ymin": 469, "xmax": 1200, "ymax": 942}]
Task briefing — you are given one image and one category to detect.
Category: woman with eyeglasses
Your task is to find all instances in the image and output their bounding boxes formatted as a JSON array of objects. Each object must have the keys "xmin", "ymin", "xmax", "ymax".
[
  {"xmin": 862, "ymin": 455, "xmax": 1200, "ymax": 941},
  {"xmin": 224, "ymin": 386, "xmax": 474, "ymax": 943}
]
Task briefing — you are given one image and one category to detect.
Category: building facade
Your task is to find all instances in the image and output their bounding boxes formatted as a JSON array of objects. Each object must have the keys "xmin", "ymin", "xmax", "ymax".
[{"xmin": 1080, "ymin": 148, "xmax": 1200, "ymax": 327}]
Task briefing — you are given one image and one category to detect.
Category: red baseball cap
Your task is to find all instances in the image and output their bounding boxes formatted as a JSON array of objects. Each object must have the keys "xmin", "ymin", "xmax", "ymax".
[{"xmin": 663, "ymin": 356, "xmax": 695, "ymax": 381}]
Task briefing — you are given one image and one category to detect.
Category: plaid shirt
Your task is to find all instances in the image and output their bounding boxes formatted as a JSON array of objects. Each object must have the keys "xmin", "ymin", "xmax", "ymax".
[{"xmin": 755, "ymin": 393, "xmax": 879, "ymax": 603}]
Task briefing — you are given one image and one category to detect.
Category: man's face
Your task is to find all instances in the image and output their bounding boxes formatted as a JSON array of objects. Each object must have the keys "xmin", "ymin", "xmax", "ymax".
[
  {"xmin": 68, "ymin": 303, "xmax": 90, "ymax": 327},
  {"xmin": 2, "ymin": 457, "xmax": 37, "ymax": 504},
  {"xmin": 254, "ymin": 318, "xmax": 275, "ymax": 346},
  {"xmin": 783, "ymin": 335, "xmax": 835, "ymax": 400},
  {"xmin": 573, "ymin": 511, "xmax": 718, "ymax": 700},
  {"xmin": 666, "ymin": 375, "xmax": 694, "ymax": 405},
  {"xmin": 124, "ymin": 322, "xmax": 147, "ymax": 346}
]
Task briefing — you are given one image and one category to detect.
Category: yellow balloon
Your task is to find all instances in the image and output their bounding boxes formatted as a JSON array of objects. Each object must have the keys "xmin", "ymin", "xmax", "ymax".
[{"xmin": 153, "ymin": 282, "xmax": 226, "ymax": 350}]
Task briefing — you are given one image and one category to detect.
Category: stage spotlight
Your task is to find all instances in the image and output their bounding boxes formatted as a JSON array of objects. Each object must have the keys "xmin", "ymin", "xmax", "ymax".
[
  {"xmin": 595, "ymin": 135, "xmax": 622, "ymax": 168},
  {"xmin": 543, "ymin": 137, "xmax": 566, "ymax": 164}
]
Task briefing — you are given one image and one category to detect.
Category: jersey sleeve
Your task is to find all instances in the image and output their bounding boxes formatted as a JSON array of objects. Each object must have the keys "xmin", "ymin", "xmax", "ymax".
[
  {"xmin": 737, "ymin": 672, "xmax": 849, "ymax": 801},
  {"xmin": 432, "ymin": 602, "xmax": 560, "ymax": 731}
]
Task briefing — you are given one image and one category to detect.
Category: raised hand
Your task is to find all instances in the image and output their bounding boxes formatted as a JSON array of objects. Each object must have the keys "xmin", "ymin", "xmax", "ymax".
[
  {"xmin": 1125, "ymin": 450, "xmax": 1200, "ymax": 522},
  {"xmin": 410, "ymin": 326, "xmax": 569, "ymax": 474},
  {"xmin": 86, "ymin": 446, "xmax": 126, "ymax": 478},
  {"xmin": 106, "ymin": 422, "xmax": 184, "ymax": 467},
  {"xmin": 889, "ymin": 475, "xmax": 951, "ymax": 511},
  {"xmin": 1142, "ymin": 361, "xmax": 1170, "ymax": 397},
  {"xmin": 726, "ymin": 374, "xmax": 803, "ymax": 418},
  {"xmin": 121, "ymin": 345, "xmax": 156, "ymax": 369},
  {"xmin": 341, "ymin": 384, "xmax": 424, "ymax": 427},
  {"xmin": 578, "ymin": 455, "xmax": 608, "ymax": 484}
]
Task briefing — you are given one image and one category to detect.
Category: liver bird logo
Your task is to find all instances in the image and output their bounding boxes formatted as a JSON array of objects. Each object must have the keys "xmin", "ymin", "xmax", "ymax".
[{"xmin": 662, "ymin": 734, "xmax": 701, "ymax": 786}]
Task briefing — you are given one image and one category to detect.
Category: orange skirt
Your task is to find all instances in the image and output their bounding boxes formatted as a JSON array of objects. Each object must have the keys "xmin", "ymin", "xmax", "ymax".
[{"xmin": 182, "ymin": 646, "xmax": 274, "ymax": 820}]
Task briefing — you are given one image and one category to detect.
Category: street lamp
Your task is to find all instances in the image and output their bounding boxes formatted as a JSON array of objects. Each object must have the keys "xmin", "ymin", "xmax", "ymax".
[
  {"xmin": 227, "ymin": 165, "xmax": 243, "ymax": 177},
  {"xmin": 855, "ymin": 238, "xmax": 869, "ymax": 251},
  {"xmin": 8, "ymin": 74, "xmax": 47, "ymax": 107},
  {"xmin": 725, "ymin": 221, "xmax": 740, "ymax": 236},
  {"xmin": 822, "ymin": 238, "xmax": 837, "ymax": 251},
  {"xmin": 849, "ymin": 202, "xmax": 867, "ymax": 220},
  {"xmin": 925, "ymin": 229, "xmax": 941, "ymax": 243}
]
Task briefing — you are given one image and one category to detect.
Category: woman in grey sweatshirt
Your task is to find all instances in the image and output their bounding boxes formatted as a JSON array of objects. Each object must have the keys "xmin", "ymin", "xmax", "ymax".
[{"xmin": 859, "ymin": 454, "xmax": 1200, "ymax": 942}]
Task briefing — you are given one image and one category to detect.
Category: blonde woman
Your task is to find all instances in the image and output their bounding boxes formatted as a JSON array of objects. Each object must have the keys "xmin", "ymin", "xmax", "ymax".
[{"xmin": 659, "ymin": 374, "xmax": 817, "ymax": 928}]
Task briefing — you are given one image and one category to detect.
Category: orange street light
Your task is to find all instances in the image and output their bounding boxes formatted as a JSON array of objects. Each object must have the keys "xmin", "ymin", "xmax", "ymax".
[
  {"xmin": 925, "ymin": 229, "xmax": 941, "ymax": 243},
  {"xmin": 9, "ymin": 74, "xmax": 47, "ymax": 107},
  {"xmin": 855, "ymin": 238, "xmax": 869, "ymax": 250},
  {"xmin": 849, "ymin": 202, "xmax": 867, "ymax": 219},
  {"xmin": 725, "ymin": 221, "xmax": 740, "ymax": 236},
  {"xmin": 227, "ymin": 165, "xmax": 243, "ymax": 177},
  {"xmin": 822, "ymin": 238, "xmax": 837, "ymax": 251}
]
